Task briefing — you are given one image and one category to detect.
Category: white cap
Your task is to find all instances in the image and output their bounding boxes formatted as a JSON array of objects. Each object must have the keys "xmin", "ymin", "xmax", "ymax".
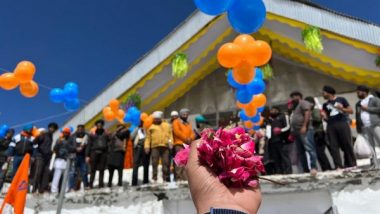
[
  {"xmin": 171, "ymin": 111, "xmax": 179, "ymax": 117},
  {"xmin": 152, "ymin": 111, "xmax": 163, "ymax": 119},
  {"xmin": 38, "ymin": 128, "xmax": 47, "ymax": 133}
]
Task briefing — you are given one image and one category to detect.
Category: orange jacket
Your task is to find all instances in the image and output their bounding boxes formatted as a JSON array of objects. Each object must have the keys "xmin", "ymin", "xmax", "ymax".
[{"xmin": 172, "ymin": 119, "xmax": 195, "ymax": 145}]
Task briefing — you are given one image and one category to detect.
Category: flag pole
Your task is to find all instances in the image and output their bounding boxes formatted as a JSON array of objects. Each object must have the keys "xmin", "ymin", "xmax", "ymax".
[{"xmin": 56, "ymin": 156, "xmax": 73, "ymax": 214}]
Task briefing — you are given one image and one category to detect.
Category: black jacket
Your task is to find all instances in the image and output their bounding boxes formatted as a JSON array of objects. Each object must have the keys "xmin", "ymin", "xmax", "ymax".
[
  {"xmin": 109, "ymin": 128, "xmax": 130, "ymax": 153},
  {"xmin": 86, "ymin": 130, "xmax": 110, "ymax": 157},
  {"xmin": 54, "ymin": 137, "xmax": 75, "ymax": 160},
  {"xmin": 10, "ymin": 133, "xmax": 34, "ymax": 156},
  {"xmin": 33, "ymin": 133, "xmax": 54, "ymax": 160},
  {"xmin": 0, "ymin": 137, "xmax": 13, "ymax": 161},
  {"xmin": 72, "ymin": 132, "xmax": 88, "ymax": 156}
]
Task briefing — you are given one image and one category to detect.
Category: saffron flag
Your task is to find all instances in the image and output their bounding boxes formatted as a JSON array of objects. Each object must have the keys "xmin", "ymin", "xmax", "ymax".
[{"xmin": 0, "ymin": 154, "xmax": 30, "ymax": 214}]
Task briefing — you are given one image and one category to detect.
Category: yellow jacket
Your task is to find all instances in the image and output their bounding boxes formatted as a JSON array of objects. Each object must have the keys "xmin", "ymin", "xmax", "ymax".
[
  {"xmin": 144, "ymin": 122, "xmax": 173, "ymax": 149},
  {"xmin": 172, "ymin": 119, "xmax": 195, "ymax": 145}
]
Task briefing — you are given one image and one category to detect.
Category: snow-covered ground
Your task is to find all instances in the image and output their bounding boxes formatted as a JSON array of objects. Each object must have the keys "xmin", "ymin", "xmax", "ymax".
[{"xmin": 333, "ymin": 188, "xmax": 380, "ymax": 214}]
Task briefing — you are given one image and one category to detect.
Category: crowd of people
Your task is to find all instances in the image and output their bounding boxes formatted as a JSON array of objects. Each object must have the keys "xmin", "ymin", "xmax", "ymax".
[
  {"xmin": 0, "ymin": 85, "xmax": 379, "ymax": 195},
  {"xmin": 260, "ymin": 85, "xmax": 380, "ymax": 176}
]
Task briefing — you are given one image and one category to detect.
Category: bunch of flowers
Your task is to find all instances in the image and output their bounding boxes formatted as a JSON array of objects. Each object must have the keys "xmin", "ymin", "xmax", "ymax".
[{"xmin": 174, "ymin": 127, "xmax": 265, "ymax": 188}]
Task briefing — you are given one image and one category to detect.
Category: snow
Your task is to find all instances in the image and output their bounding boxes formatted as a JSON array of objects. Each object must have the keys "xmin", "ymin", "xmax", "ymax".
[
  {"xmin": 333, "ymin": 188, "xmax": 380, "ymax": 214},
  {"xmin": 23, "ymin": 200, "xmax": 164, "ymax": 214}
]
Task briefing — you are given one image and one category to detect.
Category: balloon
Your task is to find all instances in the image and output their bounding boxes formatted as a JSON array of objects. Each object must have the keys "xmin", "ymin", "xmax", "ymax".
[
  {"xmin": 244, "ymin": 120, "xmax": 254, "ymax": 129},
  {"xmin": 64, "ymin": 98, "xmax": 80, "ymax": 111},
  {"xmin": 235, "ymin": 88, "xmax": 252, "ymax": 104},
  {"xmin": 239, "ymin": 110, "xmax": 250, "ymax": 121},
  {"xmin": 143, "ymin": 116, "xmax": 153, "ymax": 129},
  {"xmin": 109, "ymin": 99, "xmax": 120, "ymax": 112},
  {"xmin": 50, "ymin": 88, "xmax": 65, "ymax": 103},
  {"xmin": 227, "ymin": 0, "xmax": 266, "ymax": 34},
  {"xmin": 245, "ymin": 41, "xmax": 272, "ymax": 66},
  {"xmin": 253, "ymin": 125, "xmax": 261, "ymax": 131},
  {"xmin": 250, "ymin": 114, "xmax": 261, "ymax": 123},
  {"xmin": 140, "ymin": 112, "xmax": 149, "ymax": 121},
  {"xmin": 233, "ymin": 34, "xmax": 255, "ymax": 47},
  {"xmin": 245, "ymin": 106, "xmax": 257, "ymax": 117},
  {"xmin": 0, "ymin": 124, "xmax": 9, "ymax": 132},
  {"xmin": 247, "ymin": 78, "xmax": 266, "ymax": 95},
  {"xmin": 129, "ymin": 125, "xmax": 137, "ymax": 133},
  {"xmin": 255, "ymin": 68, "xmax": 263, "ymax": 80},
  {"xmin": 104, "ymin": 107, "xmax": 116, "ymax": 121},
  {"xmin": 258, "ymin": 116, "xmax": 264, "ymax": 126},
  {"xmin": 19, "ymin": 80, "xmax": 39, "ymax": 98},
  {"xmin": 117, "ymin": 109, "xmax": 125, "ymax": 120},
  {"xmin": 257, "ymin": 107, "xmax": 265, "ymax": 113},
  {"xmin": 124, "ymin": 114, "xmax": 133, "ymax": 123},
  {"xmin": 217, "ymin": 43, "xmax": 243, "ymax": 68},
  {"xmin": 64, "ymin": 82, "xmax": 79, "ymax": 101},
  {"xmin": 194, "ymin": 0, "xmax": 233, "ymax": 15},
  {"xmin": 0, "ymin": 130, "xmax": 5, "ymax": 138},
  {"xmin": 0, "ymin": 73, "xmax": 19, "ymax": 90},
  {"xmin": 14, "ymin": 61, "xmax": 36, "ymax": 83},
  {"xmin": 227, "ymin": 70, "xmax": 244, "ymax": 89},
  {"xmin": 236, "ymin": 101, "xmax": 247, "ymax": 109},
  {"xmin": 253, "ymin": 94, "xmax": 267, "ymax": 107},
  {"xmin": 232, "ymin": 62, "xmax": 255, "ymax": 84}
]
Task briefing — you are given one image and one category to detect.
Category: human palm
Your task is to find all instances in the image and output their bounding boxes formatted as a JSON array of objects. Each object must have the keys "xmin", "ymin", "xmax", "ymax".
[{"xmin": 186, "ymin": 140, "xmax": 262, "ymax": 214}]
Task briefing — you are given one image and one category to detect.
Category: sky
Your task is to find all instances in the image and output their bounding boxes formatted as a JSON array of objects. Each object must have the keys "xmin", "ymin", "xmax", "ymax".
[{"xmin": 0, "ymin": 0, "xmax": 378, "ymax": 131}]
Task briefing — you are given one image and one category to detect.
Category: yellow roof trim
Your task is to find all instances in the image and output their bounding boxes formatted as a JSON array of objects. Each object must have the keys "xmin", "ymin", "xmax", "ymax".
[{"xmin": 267, "ymin": 13, "xmax": 379, "ymax": 54}]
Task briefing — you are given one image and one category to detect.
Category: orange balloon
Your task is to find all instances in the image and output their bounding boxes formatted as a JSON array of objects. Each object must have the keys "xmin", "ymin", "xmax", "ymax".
[
  {"xmin": 117, "ymin": 109, "xmax": 126, "ymax": 120},
  {"xmin": 14, "ymin": 61, "xmax": 36, "ymax": 83},
  {"xmin": 140, "ymin": 112, "xmax": 149, "ymax": 121},
  {"xmin": 245, "ymin": 40, "xmax": 272, "ymax": 67},
  {"xmin": 32, "ymin": 127, "xmax": 40, "ymax": 137},
  {"xmin": 236, "ymin": 101, "xmax": 248, "ymax": 109},
  {"xmin": 19, "ymin": 80, "xmax": 39, "ymax": 98},
  {"xmin": 103, "ymin": 107, "xmax": 116, "ymax": 121},
  {"xmin": 244, "ymin": 121, "xmax": 254, "ymax": 129},
  {"xmin": 258, "ymin": 116, "xmax": 264, "ymax": 126},
  {"xmin": 245, "ymin": 106, "xmax": 257, "ymax": 117},
  {"xmin": 0, "ymin": 73, "xmax": 19, "ymax": 90},
  {"xmin": 233, "ymin": 34, "xmax": 255, "ymax": 48},
  {"xmin": 109, "ymin": 99, "xmax": 120, "ymax": 112},
  {"xmin": 143, "ymin": 116, "xmax": 154, "ymax": 129},
  {"xmin": 217, "ymin": 43, "xmax": 243, "ymax": 68},
  {"xmin": 253, "ymin": 94, "xmax": 267, "ymax": 107},
  {"xmin": 232, "ymin": 62, "xmax": 255, "ymax": 84}
]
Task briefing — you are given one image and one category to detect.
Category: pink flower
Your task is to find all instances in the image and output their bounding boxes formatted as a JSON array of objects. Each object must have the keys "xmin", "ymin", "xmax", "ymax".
[{"xmin": 173, "ymin": 144, "xmax": 190, "ymax": 167}]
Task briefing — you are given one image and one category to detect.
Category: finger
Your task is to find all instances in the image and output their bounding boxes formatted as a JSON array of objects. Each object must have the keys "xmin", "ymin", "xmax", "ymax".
[{"xmin": 186, "ymin": 140, "xmax": 200, "ymax": 169}]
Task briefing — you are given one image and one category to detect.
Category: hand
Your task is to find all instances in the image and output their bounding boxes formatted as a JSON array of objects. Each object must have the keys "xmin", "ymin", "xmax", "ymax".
[
  {"xmin": 7, "ymin": 157, "xmax": 12, "ymax": 162},
  {"xmin": 169, "ymin": 144, "xmax": 173, "ymax": 150},
  {"xmin": 300, "ymin": 126, "xmax": 307, "ymax": 135},
  {"xmin": 145, "ymin": 148, "xmax": 150, "ymax": 154},
  {"xmin": 85, "ymin": 157, "xmax": 90, "ymax": 164},
  {"xmin": 335, "ymin": 103, "xmax": 344, "ymax": 111},
  {"xmin": 361, "ymin": 105, "xmax": 368, "ymax": 111},
  {"xmin": 186, "ymin": 140, "xmax": 261, "ymax": 214},
  {"xmin": 320, "ymin": 110, "xmax": 327, "ymax": 119},
  {"xmin": 185, "ymin": 138, "xmax": 192, "ymax": 144}
]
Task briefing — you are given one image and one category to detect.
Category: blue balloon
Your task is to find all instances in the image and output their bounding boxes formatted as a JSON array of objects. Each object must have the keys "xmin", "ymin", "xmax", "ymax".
[
  {"xmin": 0, "ymin": 130, "xmax": 5, "ymax": 138},
  {"xmin": 250, "ymin": 114, "xmax": 261, "ymax": 123},
  {"xmin": 257, "ymin": 107, "xmax": 265, "ymax": 113},
  {"xmin": 253, "ymin": 125, "xmax": 261, "ymax": 131},
  {"xmin": 239, "ymin": 110, "xmax": 250, "ymax": 121},
  {"xmin": 194, "ymin": 0, "xmax": 233, "ymax": 15},
  {"xmin": 236, "ymin": 89, "xmax": 252, "ymax": 104},
  {"xmin": 64, "ymin": 82, "xmax": 79, "ymax": 101},
  {"xmin": 0, "ymin": 124, "xmax": 9, "ymax": 132},
  {"xmin": 227, "ymin": 70, "xmax": 244, "ymax": 89},
  {"xmin": 129, "ymin": 125, "xmax": 137, "ymax": 133},
  {"xmin": 247, "ymin": 78, "xmax": 266, "ymax": 95},
  {"xmin": 124, "ymin": 114, "xmax": 133, "ymax": 123},
  {"xmin": 227, "ymin": 0, "xmax": 266, "ymax": 34},
  {"xmin": 64, "ymin": 99, "xmax": 80, "ymax": 111},
  {"xmin": 255, "ymin": 68, "xmax": 263, "ymax": 80},
  {"xmin": 49, "ymin": 88, "xmax": 65, "ymax": 103}
]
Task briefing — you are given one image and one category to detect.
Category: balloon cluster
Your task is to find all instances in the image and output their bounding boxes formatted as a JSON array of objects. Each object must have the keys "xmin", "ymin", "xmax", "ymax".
[
  {"xmin": 0, "ymin": 124, "xmax": 9, "ymax": 138},
  {"xmin": 194, "ymin": 0, "xmax": 266, "ymax": 34},
  {"xmin": 0, "ymin": 61, "xmax": 39, "ymax": 98},
  {"xmin": 103, "ymin": 99, "xmax": 126, "ymax": 124},
  {"xmin": 123, "ymin": 107, "xmax": 141, "ymax": 128},
  {"xmin": 218, "ymin": 34, "xmax": 272, "ymax": 130},
  {"xmin": 49, "ymin": 82, "xmax": 80, "ymax": 111}
]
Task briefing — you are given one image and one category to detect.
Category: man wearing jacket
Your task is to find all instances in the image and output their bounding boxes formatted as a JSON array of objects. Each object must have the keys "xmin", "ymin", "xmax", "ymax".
[
  {"xmin": 86, "ymin": 120, "xmax": 110, "ymax": 188},
  {"xmin": 69, "ymin": 124, "xmax": 89, "ymax": 190},
  {"xmin": 51, "ymin": 128, "xmax": 75, "ymax": 193},
  {"xmin": 172, "ymin": 108, "xmax": 195, "ymax": 181},
  {"xmin": 32, "ymin": 123, "xmax": 58, "ymax": 194},
  {"xmin": 8, "ymin": 125, "xmax": 35, "ymax": 178},
  {"xmin": 131, "ymin": 121, "xmax": 150, "ymax": 186},
  {"xmin": 145, "ymin": 111, "xmax": 173, "ymax": 183},
  {"xmin": 356, "ymin": 85, "xmax": 380, "ymax": 168}
]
